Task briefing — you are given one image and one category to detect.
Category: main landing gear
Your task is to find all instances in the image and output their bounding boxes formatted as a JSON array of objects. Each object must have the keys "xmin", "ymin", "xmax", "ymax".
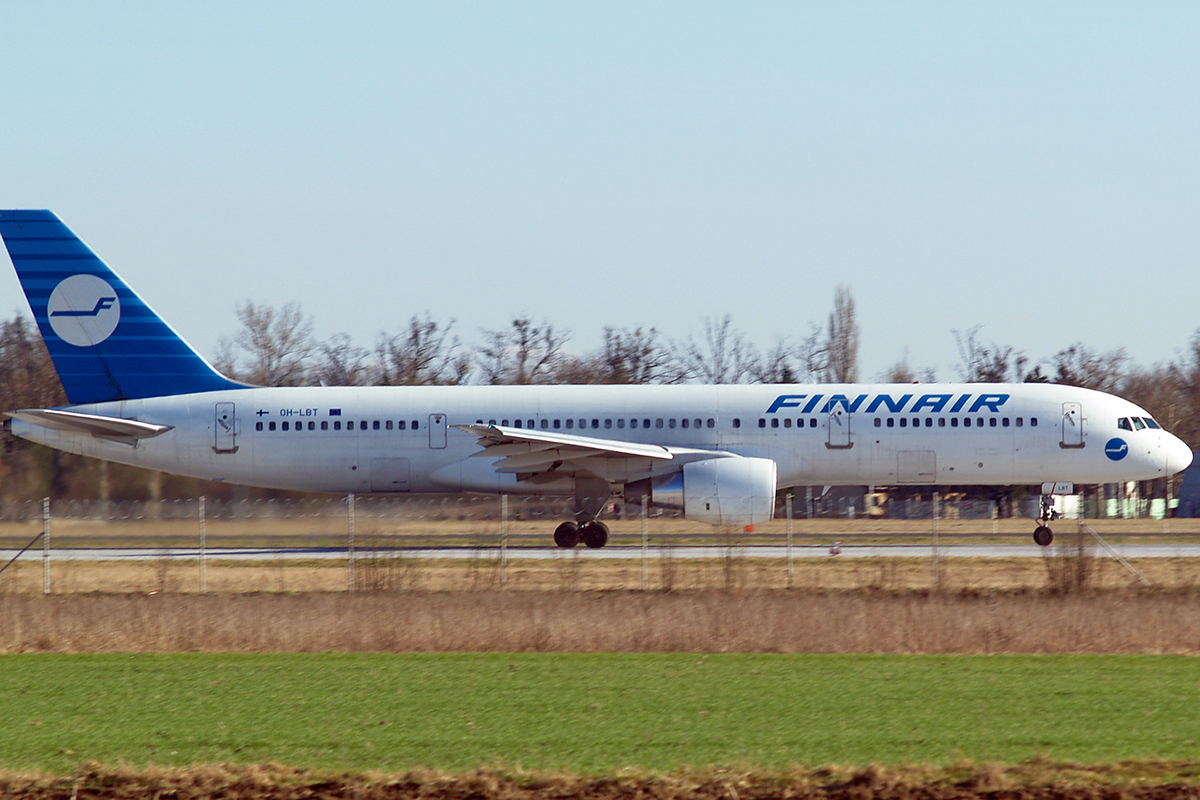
[
  {"xmin": 553, "ymin": 520, "xmax": 610, "ymax": 549},
  {"xmin": 1033, "ymin": 494, "xmax": 1061, "ymax": 547}
]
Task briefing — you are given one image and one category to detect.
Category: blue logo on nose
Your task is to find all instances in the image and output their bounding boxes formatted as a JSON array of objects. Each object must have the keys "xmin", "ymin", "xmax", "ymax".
[{"xmin": 1105, "ymin": 438, "xmax": 1129, "ymax": 461}]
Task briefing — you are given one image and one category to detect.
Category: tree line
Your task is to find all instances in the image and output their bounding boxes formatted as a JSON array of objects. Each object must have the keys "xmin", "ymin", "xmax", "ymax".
[{"xmin": 2, "ymin": 285, "xmax": 1199, "ymax": 503}]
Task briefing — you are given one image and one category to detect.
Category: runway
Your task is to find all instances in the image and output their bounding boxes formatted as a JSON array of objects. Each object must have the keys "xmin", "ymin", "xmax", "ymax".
[{"xmin": 5, "ymin": 543, "xmax": 1200, "ymax": 561}]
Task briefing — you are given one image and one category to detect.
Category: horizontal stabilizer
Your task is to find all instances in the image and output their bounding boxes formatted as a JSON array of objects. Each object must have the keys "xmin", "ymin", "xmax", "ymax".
[{"xmin": 5, "ymin": 408, "xmax": 173, "ymax": 443}]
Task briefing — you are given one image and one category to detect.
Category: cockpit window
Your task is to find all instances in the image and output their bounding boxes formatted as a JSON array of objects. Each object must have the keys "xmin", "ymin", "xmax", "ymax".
[
  {"xmin": 1131, "ymin": 417, "xmax": 1147, "ymax": 431},
  {"xmin": 1143, "ymin": 417, "xmax": 1162, "ymax": 429},
  {"xmin": 1117, "ymin": 418, "xmax": 1132, "ymax": 431}
]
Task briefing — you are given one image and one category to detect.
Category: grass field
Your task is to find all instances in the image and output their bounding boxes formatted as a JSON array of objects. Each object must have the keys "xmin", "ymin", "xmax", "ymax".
[{"xmin": 2, "ymin": 652, "xmax": 1199, "ymax": 774}]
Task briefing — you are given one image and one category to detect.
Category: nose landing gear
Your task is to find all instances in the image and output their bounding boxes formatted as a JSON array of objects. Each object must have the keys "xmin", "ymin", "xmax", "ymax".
[{"xmin": 1033, "ymin": 494, "xmax": 1060, "ymax": 546}]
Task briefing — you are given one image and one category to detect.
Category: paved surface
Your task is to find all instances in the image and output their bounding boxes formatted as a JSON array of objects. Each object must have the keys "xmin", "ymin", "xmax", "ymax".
[{"xmin": 5, "ymin": 543, "xmax": 1200, "ymax": 561}]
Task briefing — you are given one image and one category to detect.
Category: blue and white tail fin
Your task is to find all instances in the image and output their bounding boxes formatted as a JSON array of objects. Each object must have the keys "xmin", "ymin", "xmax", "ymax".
[{"xmin": 0, "ymin": 210, "xmax": 247, "ymax": 405}]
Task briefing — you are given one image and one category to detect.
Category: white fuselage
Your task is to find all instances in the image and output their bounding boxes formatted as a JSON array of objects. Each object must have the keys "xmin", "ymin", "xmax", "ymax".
[{"xmin": 10, "ymin": 382, "xmax": 1190, "ymax": 496}]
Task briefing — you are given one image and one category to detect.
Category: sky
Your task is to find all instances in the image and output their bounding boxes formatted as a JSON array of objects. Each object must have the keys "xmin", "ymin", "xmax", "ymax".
[{"xmin": 1, "ymin": 2, "xmax": 1197, "ymax": 382}]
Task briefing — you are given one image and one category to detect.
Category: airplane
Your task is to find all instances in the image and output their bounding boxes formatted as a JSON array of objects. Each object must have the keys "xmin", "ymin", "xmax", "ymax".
[{"xmin": 0, "ymin": 209, "xmax": 1192, "ymax": 548}]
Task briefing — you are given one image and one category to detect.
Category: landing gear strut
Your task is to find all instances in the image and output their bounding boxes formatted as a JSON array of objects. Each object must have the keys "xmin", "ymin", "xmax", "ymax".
[
  {"xmin": 1033, "ymin": 494, "xmax": 1059, "ymax": 546},
  {"xmin": 553, "ymin": 519, "xmax": 609, "ymax": 549}
]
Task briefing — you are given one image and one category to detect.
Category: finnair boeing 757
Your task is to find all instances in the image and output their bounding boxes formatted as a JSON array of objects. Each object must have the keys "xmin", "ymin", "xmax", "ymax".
[{"xmin": 1, "ymin": 210, "xmax": 1191, "ymax": 547}]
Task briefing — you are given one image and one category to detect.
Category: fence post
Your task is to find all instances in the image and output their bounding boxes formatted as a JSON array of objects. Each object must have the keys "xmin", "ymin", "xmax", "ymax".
[
  {"xmin": 347, "ymin": 493, "xmax": 356, "ymax": 591},
  {"xmin": 931, "ymin": 491, "xmax": 940, "ymax": 589},
  {"xmin": 199, "ymin": 495, "xmax": 207, "ymax": 593},
  {"xmin": 641, "ymin": 495, "xmax": 649, "ymax": 591},
  {"xmin": 42, "ymin": 497, "xmax": 50, "ymax": 595},
  {"xmin": 500, "ymin": 494, "xmax": 509, "ymax": 587},
  {"xmin": 786, "ymin": 493, "xmax": 794, "ymax": 589}
]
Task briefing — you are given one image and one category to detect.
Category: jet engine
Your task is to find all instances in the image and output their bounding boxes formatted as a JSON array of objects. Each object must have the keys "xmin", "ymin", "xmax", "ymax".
[{"xmin": 626, "ymin": 456, "xmax": 777, "ymax": 527}]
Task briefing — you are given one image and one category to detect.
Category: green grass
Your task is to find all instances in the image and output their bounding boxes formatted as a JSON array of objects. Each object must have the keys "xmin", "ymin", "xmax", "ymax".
[{"xmin": 1, "ymin": 653, "xmax": 1198, "ymax": 774}]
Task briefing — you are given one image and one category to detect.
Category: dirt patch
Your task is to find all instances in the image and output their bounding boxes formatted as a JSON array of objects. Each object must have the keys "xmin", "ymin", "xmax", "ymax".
[{"xmin": 3, "ymin": 763, "xmax": 1200, "ymax": 800}]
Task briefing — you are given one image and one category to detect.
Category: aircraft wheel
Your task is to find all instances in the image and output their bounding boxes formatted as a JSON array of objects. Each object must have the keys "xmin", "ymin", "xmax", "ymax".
[
  {"xmin": 554, "ymin": 521, "xmax": 580, "ymax": 548},
  {"xmin": 580, "ymin": 520, "xmax": 609, "ymax": 549},
  {"xmin": 1033, "ymin": 526, "xmax": 1053, "ymax": 547}
]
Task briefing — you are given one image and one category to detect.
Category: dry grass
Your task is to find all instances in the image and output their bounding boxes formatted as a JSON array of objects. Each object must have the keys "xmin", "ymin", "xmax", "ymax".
[
  {"xmin": 3, "ymin": 587, "xmax": 1200, "ymax": 654},
  {"xmin": 2, "ymin": 760, "xmax": 1200, "ymax": 800},
  {"xmin": 2, "ymin": 551, "xmax": 1198, "ymax": 595}
]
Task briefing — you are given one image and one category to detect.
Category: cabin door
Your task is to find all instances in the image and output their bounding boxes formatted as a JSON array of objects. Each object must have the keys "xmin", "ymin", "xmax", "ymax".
[
  {"xmin": 1061, "ymin": 402, "xmax": 1084, "ymax": 448},
  {"xmin": 214, "ymin": 402, "xmax": 237, "ymax": 453},
  {"xmin": 428, "ymin": 413, "xmax": 447, "ymax": 449},
  {"xmin": 827, "ymin": 408, "xmax": 853, "ymax": 448}
]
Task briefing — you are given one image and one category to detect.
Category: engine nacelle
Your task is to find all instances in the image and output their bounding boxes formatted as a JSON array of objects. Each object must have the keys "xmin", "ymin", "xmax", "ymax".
[{"xmin": 627, "ymin": 456, "xmax": 777, "ymax": 527}]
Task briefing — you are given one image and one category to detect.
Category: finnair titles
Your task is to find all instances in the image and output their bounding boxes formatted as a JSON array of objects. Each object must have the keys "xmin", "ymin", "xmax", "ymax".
[{"xmin": 0, "ymin": 210, "xmax": 1191, "ymax": 549}]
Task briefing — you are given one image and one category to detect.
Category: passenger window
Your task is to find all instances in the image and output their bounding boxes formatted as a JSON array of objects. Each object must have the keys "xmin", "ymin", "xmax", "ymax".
[
  {"xmin": 256, "ymin": 421, "xmax": 263, "ymax": 431},
  {"xmin": 732, "ymin": 419, "xmax": 740, "ymax": 428},
  {"xmin": 1002, "ymin": 418, "xmax": 1009, "ymax": 428},
  {"xmin": 321, "ymin": 421, "xmax": 328, "ymax": 431},
  {"xmin": 682, "ymin": 419, "xmax": 689, "ymax": 429},
  {"xmin": 541, "ymin": 419, "xmax": 549, "ymax": 429},
  {"xmin": 1016, "ymin": 418, "xmax": 1023, "ymax": 427},
  {"xmin": 963, "ymin": 419, "xmax": 971, "ymax": 428},
  {"xmin": 899, "ymin": 418, "xmax": 907, "ymax": 428},
  {"xmin": 400, "ymin": 421, "xmax": 408, "ymax": 430},
  {"xmin": 886, "ymin": 418, "xmax": 895, "ymax": 428},
  {"xmin": 951, "ymin": 418, "xmax": 958, "ymax": 428},
  {"xmin": 706, "ymin": 419, "xmax": 715, "ymax": 428},
  {"xmin": 565, "ymin": 419, "xmax": 573, "ymax": 429},
  {"xmin": 694, "ymin": 419, "xmax": 702, "ymax": 428},
  {"xmin": 810, "ymin": 419, "xmax": 817, "ymax": 428},
  {"xmin": 591, "ymin": 419, "xmax": 599, "ymax": 429},
  {"xmin": 669, "ymin": 419, "xmax": 676, "ymax": 428},
  {"xmin": 282, "ymin": 421, "xmax": 289, "ymax": 431},
  {"xmin": 643, "ymin": 420, "xmax": 651, "ymax": 429},
  {"xmin": 373, "ymin": 420, "xmax": 381, "ymax": 431},
  {"xmin": 758, "ymin": 419, "xmax": 766, "ymax": 428},
  {"xmin": 333, "ymin": 421, "xmax": 341, "ymax": 431},
  {"xmin": 784, "ymin": 418, "xmax": 792, "ymax": 428},
  {"xmin": 771, "ymin": 418, "xmax": 779, "ymax": 428},
  {"xmin": 990, "ymin": 418, "xmax": 997, "ymax": 427},
  {"xmin": 308, "ymin": 421, "xmax": 315, "ymax": 431},
  {"xmin": 874, "ymin": 418, "xmax": 881, "ymax": 428},
  {"xmin": 553, "ymin": 420, "xmax": 560, "ymax": 429},
  {"xmin": 617, "ymin": 419, "xmax": 625, "ymax": 429},
  {"xmin": 604, "ymin": 419, "xmax": 612, "ymax": 429},
  {"xmin": 656, "ymin": 419, "xmax": 663, "ymax": 428},
  {"xmin": 938, "ymin": 418, "xmax": 946, "ymax": 428},
  {"xmin": 386, "ymin": 420, "xmax": 393, "ymax": 430},
  {"xmin": 925, "ymin": 418, "xmax": 933, "ymax": 427},
  {"xmin": 514, "ymin": 419, "xmax": 522, "ymax": 429},
  {"xmin": 1031, "ymin": 418, "xmax": 1038, "ymax": 427}
]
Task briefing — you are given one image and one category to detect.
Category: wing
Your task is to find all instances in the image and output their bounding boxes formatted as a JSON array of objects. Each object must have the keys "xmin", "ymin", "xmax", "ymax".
[
  {"xmin": 5, "ymin": 408, "xmax": 173, "ymax": 445},
  {"xmin": 454, "ymin": 423, "xmax": 675, "ymax": 483}
]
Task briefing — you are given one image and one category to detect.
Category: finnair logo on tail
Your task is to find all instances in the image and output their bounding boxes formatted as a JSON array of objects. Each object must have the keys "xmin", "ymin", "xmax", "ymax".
[{"xmin": 46, "ymin": 275, "xmax": 121, "ymax": 347}]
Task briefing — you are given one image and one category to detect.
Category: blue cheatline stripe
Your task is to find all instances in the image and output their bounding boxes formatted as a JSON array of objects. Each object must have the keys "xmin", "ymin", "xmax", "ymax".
[{"xmin": 0, "ymin": 209, "xmax": 252, "ymax": 404}]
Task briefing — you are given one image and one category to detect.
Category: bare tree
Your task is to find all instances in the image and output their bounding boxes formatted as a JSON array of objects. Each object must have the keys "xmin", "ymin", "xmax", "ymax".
[
  {"xmin": 749, "ymin": 337, "xmax": 800, "ymax": 384},
  {"xmin": 823, "ymin": 285, "xmax": 859, "ymax": 383},
  {"xmin": 376, "ymin": 314, "xmax": 468, "ymax": 386},
  {"xmin": 953, "ymin": 326, "xmax": 1026, "ymax": 383},
  {"xmin": 477, "ymin": 317, "xmax": 569, "ymax": 385},
  {"xmin": 668, "ymin": 314, "xmax": 755, "ymax": 384},
  {"xmin": 1048, "ymin": 343, "xmax": 1128, "ymax": 393},
  {"xmin": 879, "ymin": 349, "xmax": 935, "ymax": 383},
  {"xmin": 216, "ymin": 301, "xmax": 314, "ymax": 386},
  {"xmin": 310, "ymin": 333, "xmax": 371, "ymax": 386},
  {"xmin": 599, "ymin": 326, "xmax": 666, "ymax": 384}
]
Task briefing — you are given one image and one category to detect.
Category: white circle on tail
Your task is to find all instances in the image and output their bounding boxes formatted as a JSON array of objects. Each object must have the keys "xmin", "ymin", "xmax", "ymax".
[{"xmin": 46, "ymin": 274, "xmax": 122, "ymax": 347}]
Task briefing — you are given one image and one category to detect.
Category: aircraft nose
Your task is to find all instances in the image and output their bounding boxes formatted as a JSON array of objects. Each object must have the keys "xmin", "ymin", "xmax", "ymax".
[{"xmin": 1164, "ymin": 434, "xmax": 1193, "ymax": 475}]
